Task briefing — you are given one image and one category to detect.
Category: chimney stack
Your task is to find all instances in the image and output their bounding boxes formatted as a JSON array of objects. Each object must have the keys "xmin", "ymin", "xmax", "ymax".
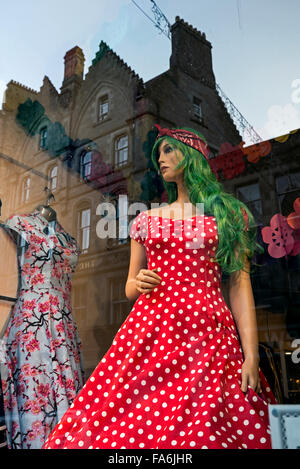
[
  {"xmin": 60, "ymin": 46, "xmax": 85, "ymax": 104},
  {"xmin": 170, "ymin": 17, "xmax": 216, "ymax": 88}
]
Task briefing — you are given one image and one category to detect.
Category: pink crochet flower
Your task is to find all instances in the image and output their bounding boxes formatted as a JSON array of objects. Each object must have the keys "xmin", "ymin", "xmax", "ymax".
[
  {"xmin": 261, "ymin": 213, "xmax": 295, "ymax": 258},
  {"xmin": 286, "ymin": 197, "xmax": 300, "ymax": 230}
]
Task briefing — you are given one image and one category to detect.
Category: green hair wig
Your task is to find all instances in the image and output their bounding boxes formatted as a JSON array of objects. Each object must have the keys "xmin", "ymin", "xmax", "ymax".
[{"xmin": 151, "ymin": 127, "xmax": 264, "ymax": 275}]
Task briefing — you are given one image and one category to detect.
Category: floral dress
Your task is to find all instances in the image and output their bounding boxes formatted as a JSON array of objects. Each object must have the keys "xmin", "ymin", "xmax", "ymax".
[
  {"xmin": 43, "ymin": 211, "xmax": 277, "ymax": 450},
  {"xmin": 0, "ymin": 209, "xmax": 84, "ymax": 449}
]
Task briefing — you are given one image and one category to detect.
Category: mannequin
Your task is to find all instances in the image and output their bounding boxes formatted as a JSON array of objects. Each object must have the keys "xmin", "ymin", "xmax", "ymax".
[{"xmin": 0, "ymin": 189, "xmax": 84, "ymax": 449}]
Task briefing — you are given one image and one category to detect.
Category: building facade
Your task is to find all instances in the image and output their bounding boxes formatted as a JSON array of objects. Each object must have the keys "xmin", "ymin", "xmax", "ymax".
[{"xmin": 0, "ymin": 16, "xmax": 299, "ymax": 402}]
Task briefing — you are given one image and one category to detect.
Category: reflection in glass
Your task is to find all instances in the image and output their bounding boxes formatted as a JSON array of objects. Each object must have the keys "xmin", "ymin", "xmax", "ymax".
[
  {"xmin": 78, "ymin": 208, "xmax": 90, "ymax": 253},
  {"xmin": 115, "ymin": 135, "xmax": 128, "ymax": 167},
  {"xmin": 22, "ymin": 177, "xmax": 31, "ymax": 203},
  {"xmin": 236, "ymin": 183, "xmax": 262, "ymax": 224},
  {"xmin": 49, "ymin": 166, "xmax": 58, "ymax": 192},
  {"xmin": 40, "ymin": 127, "xmax": 48, "ymax": 150},
  {"xmin": 98, "ymin": 95, "xmax": 109, "ymax": 122},
  {"xmin": 80, "ymin": 151, "xmax": 92, "ymax": 181},
  {"xmin": 193, "ymin": 96, "xmax": 203, "ymax": 120},
  {"xmin": 276, "ymin": 172, "xmax": 300, "ymax": 213}
]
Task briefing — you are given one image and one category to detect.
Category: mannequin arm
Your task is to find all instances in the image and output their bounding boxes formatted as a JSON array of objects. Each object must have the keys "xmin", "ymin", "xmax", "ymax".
[{"xmin": 228, "ymin": 256, "xmax": 259, "ymax": 364}]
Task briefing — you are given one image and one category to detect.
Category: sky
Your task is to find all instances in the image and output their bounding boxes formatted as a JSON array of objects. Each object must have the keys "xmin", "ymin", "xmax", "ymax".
[{"xmin": 1, "ymin": 0, "xmax": 300, "ymax": 144}]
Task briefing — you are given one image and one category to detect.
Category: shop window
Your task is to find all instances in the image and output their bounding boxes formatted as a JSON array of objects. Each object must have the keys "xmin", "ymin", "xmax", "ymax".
[
  {"xmin": 115, "ymin": 135, "xmax": 128, "ymax": 167},
  {"xmin": 49, "ymin": 166, "xmax": 58, "ymax": 192},
  {"xmin": 80, "ymin": 151, "xmax": 92, "ymax": 181},
  {"xmin": 40, "ymin": 127, "xmax": 48, "ymax": 150},
  {"xmin": 77, "ymin": 208, "xmax": 91, "ymax": 254},
  {"xmin": 98, "ymin": 95, "xmax": 109, "ymax": 122},
  {"xmin": 22, "ymin": 177, "xmax": 31, "ymax": 203},
  {"xmin": 236, "ymin": 182, "xmax": 262, "ymax": 224}
]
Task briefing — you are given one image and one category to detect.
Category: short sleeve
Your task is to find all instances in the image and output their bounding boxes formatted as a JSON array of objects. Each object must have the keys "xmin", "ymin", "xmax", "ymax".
[
  {"xmin": 1, "ymin": 214, "xmax": 29, "ymax": 244},
  {"xmin": 130, "ymin": 211, "xmax": 148, "ymax": 245}
]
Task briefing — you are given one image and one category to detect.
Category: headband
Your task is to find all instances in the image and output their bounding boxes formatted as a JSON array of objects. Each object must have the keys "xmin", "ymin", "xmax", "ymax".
[{"xmin": 155, "ymin": 124, "xmax": 210, "ymax": 160}]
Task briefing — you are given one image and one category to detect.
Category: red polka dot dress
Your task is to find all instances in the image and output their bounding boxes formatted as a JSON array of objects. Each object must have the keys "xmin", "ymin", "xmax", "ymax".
[{"xmin": 43, "ymin": 211, "xmax": 277, "ymax": 449}]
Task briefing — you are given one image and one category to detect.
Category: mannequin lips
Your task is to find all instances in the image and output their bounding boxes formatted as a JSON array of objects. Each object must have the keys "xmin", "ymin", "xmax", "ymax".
[{"xmin": 161, "ymin": 166, "xmax": 169, "ymax": 173}]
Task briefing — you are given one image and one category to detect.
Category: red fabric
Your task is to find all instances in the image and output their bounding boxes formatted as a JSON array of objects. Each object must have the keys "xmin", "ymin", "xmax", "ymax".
[
  {"xmin": 43, "ymin": 212, "xmax": 277, "ymax": 449},
  {"xmin": 155, "ymin": 124, "xmax": 210, "ymax": 160}
]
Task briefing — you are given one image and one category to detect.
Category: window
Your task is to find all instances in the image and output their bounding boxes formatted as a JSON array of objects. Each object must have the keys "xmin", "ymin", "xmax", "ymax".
[
  {"xmin": 78, "ymin": 208, "xmax": 91, "ymax": 253},
  {"xmin": 236, "ymin": 183, "xmax": 262, "ymax": 224},
  {"xmin": 193, "ymin": 97, "xmax": 203, "ymax": 120},
  {"xmin": 72, "ymin": 283, "xmax": 87, "ymax": 329},
  {"xmin": 108, "ymin": 277, "xmax": 131, "ymax": 325},
  {"xmin": 110, "ymin": 197, "xmax": 128, "ymax": 247},
  {"xmin": 22, "ymin": 177, "xmax": 31, "ymax": 203},
  {"xmin": 208, "ymin": 147, "xmax": 218, "ymax": 159},
  {"xmin": 40, "ymin": 127, "xmax": 48, "ymax": 150},
  {"xmin": 98, "ymin": 95, "xmax": 109, "ymax": 122},
  {"xmin": 49, "ymin": 166, "xmax": 58, "ymax": 192},
  {"xmin": 275, "ymin": 172, "xmax": 300, "ymax": 214},
  {"xmin": 80, "ymin": 151, "xmax": 92, "ymax": 181},
  {"xmin": 115, "ymin": 135, "xmax": 128, "ymax": 167}
]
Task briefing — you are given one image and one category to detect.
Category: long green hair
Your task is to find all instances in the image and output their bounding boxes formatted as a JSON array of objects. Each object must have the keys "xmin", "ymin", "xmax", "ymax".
[{"xmin": 151, "ymin": 127, "xmax": 264, "ymax": 275}]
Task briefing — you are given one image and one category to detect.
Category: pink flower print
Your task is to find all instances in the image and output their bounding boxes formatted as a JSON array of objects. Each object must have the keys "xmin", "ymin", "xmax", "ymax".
[
  {"xmin": 66, "ymin": 390, "xmax": 76, "ymax": 401},
  {"xmin": 30, "ymin": 400, "xmax": 42, "ymax": 415},
  {"xmin": 13, "ymin": 316, "xmax": 23, "ymax": 327},
  {"xmin": 24, "ymin": 246, "xmax": 34, "ymax": 258},
  {"xmin": 31, "ymin": 421, "xmax": 43, "ymax": 437},
  {"xmin": 23, "ymin": 299, "xmax": 37, "ymax": 310},
  {"xmin": 52, "ymin": 338, "xmax": 63, "ymax": 348},
  {"xmin": 15, "ymin": 331, "xmax": 23, "ymax": 343},
  {"xmin": 56, "ymin": 323, "xmax": 65, "ymax": 334},
  {"xmin": 49, "ymin": 294, "xmax": 59, "ymax": 306},
  {"xmin": 65, "ymin": 379, "xmax": 75, "ymax": 391},
  {"xmin": 16, "ymin": 383, "xmax": 25, "ymax": 395},
  {"xmin": 31, "ymin": 234, "xmax": 45, "ymax": 245},
  {"xmin": 38, "ymin": 301, "xmax": 50, "ymax": 313},
  {"xmin": 23, "ymin": 331, "xmax": 34, "ymax": 342},
  {"xmin": 21, "ymin": 364, "xmax": 32, "ymax": 376},
  {"xmin": 37, "ymin": 383, "xmax": 50, "ymax": 397},
  {"xmin": 262, "ymin": 213, "xmax": 295, "ymax": 258},
  {"xmin": 37, "ymin": 396, "xmax": 47, "ymax": 408},
  {"xmin": 25, "ymin": 338, "xmax": 40, "ymax": 353},
  {"xmin": 28, "ymin": 431, "xmax": 37, "ymax": 441},
  {"xmin": 65, "ymin": 248, "xmax": 72, "ymax": 256},
  {"xmin": 22, "ymin": 263, "xmax": 31, "ymax": 275},
  {"xmin": 30, "ymin": 266, "xmax": 40, "ymax": 275},
  {"xmin": 31, "ymin": 273, "xmax": 45, "ymax": 286},
  {"xmin": 53, "ymin": 266, "xmax": 62, "ymax": 279},
  {"xmin": 23, "ymin": 310, "xmax": 33, "ymax": 319},
  {"xmin": 24, "ymin": 400, "xmax": 33, "ymax": 412}
]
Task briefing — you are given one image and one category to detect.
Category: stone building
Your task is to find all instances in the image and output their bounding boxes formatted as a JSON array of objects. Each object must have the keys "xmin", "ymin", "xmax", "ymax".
[{"xmin": 0, "ymin": 16, "xmax": 299, "ymax": 402}]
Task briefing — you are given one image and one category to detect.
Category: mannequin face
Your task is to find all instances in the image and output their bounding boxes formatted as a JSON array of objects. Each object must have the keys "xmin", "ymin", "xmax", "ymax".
[{"xmin": 157, "ymin": 139, "xmax": 185, "ymax": 183}]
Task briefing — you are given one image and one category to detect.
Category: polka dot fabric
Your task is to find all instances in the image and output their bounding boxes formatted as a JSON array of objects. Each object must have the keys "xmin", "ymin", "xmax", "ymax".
[{"xmin": 43, "ymin": 211, "xmax": 277, "ymax": 449}]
